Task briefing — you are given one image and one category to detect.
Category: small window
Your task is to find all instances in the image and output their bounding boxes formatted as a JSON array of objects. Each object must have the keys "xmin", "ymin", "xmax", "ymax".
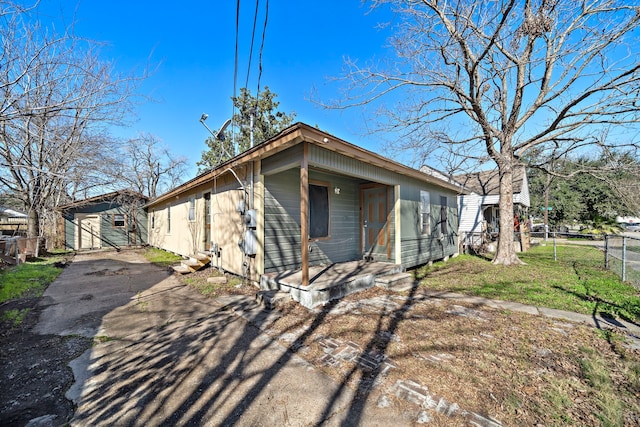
[
  {"xmin": 440, "ymin": 196, "xmax": 448, "ymax": 235},
  {"xmin": 151, "ymin": 210, "xmax": 155, "ymax": 229},
  {"xmin": 309, "ymin": 182, "xmax": 329, "ymax": 239},
  {"xmin": 167, "ymin": 204, "xmax": 171, "ymax": 233},
  {"xmin": 420, "ymin": 190, "xmax": 430, "ymax": 235},
  {"xmin": 113, "ymin": 214, "xmax": 126, "ymax": 228},
  {"xmin": 188, "ymin": 196, "xmax": 196, "ymax": 222}
]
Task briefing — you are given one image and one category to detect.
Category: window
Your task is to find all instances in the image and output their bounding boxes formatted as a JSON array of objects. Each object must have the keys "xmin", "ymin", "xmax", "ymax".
[
  {"xmin": 113, "ymin": 214, "xmax": 126, "ymax": 228},
  {"xmin": 167, "ymin": 204, "xmax": 171, "ymax": 233},
  {"xmin": 309, "ymin": 182, "xmax": 329, "ymax": 239},
  {"xmin": 151, "ymin": 210, "xmax": 155, "ymax": 229},
  {"xmin": 420, "ymin": 190, "xmax": 430, "ymax": 235},
  {"xmin": 188, "ymin": 196, "xmax": 196, "ymax": 221},
  {"xmin": 440, "ymin": 196, "xmax": 448, "ymax": 235}
]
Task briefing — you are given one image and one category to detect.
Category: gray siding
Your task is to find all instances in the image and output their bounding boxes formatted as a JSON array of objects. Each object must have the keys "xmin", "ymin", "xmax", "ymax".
[
  {"xmin": 63, "ymin": 213, "xmax": 75, "ymax": 250},
  {"xmin": 264, "ymin": 168, "xmax": 363, "ymax": 273},
  {"xmin": 62, "ymin": 200, "xmax": 148, "ymax": 249},
  {"xmin": 398, "ymin": 180, "xmax": 459, "ymax": 268},
  {"xmin": 262, "ymin": 145, "xmax": 459, "ymax": 272}
]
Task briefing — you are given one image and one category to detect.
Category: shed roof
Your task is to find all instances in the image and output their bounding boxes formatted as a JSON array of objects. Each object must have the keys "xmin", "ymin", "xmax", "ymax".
[
  {"xmin": 58, "ymin": 190, "xmax": 148, "ymax": 210},
  {"xmin": 454, "ymin": 166, "xmax": 526, "ymax": 196},
  {"xmin": 149, "ymin": 122, "xmax": 467, "ymax": 207}
]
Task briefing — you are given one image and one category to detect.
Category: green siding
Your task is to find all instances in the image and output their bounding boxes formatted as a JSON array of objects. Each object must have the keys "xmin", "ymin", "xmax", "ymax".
[
  {"xmin": 398, "ymin": 183, "xmax": 459, "ymax": 267},
  {"xmin": 262, "ymin": 145, "xmax": 459, "ymax": 272},
  {"xmin": 62, "ymin": 198, "xmax": 148, "ymax": 249},
  {"xmin": 264, "ymin": 169, "xmax": 364, "ymax": 273}
]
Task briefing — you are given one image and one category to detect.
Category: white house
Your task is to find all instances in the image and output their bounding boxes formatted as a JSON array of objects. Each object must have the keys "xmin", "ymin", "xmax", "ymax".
[{"xmin": 455, "ymin": 166, "xmax": 531, "ymax": 236}]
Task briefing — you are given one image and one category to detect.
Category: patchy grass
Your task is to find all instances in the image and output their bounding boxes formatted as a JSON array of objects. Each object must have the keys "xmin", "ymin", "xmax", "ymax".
[
  {"xmin": 181, "ymin": 268, "xmax": 250, "ymax": 299},
  {"xmin": 0, "ymin": 308, "xmax": 30, "ymax": 326},
  {"xmin": 414, "ymin": 245, "xmax": 640, "ymax": 322},
  {"xmin": 0, "ymin": 256, "xmax": 64, "ymax": 304},
  {"xmin": 262, "ymin": 285, "xmax": 640, "ymax": 426},
  {"xmin": 142, "ymin": 247, "xmax": 183, "ymax": 268}
]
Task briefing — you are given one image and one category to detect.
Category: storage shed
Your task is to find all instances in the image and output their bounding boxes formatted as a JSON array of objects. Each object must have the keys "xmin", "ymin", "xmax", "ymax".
[{"xmin": 60, "ymin": 191, "xmax": 148, "ymax": 250}]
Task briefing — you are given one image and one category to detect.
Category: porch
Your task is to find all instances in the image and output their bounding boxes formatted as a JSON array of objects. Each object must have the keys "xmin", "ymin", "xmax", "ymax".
[{"xmin": 259, "ymin": 260, "xmax": 413, "ymax": 309}]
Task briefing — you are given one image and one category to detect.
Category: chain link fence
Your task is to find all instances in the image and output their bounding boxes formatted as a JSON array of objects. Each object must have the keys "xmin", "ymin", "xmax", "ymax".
[
  {"xmin": 604, "ymin": 234, "xmax": 640, "ymax": 288},
  {"xmin": 461, "ymin": 231, "xmax": 640, "ymax": 289}
]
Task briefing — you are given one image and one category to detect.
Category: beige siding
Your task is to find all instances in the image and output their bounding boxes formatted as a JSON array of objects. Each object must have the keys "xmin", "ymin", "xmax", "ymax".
[{"xmin": 148, "ymin": 173, "xmax": 252, "ymax": 278}]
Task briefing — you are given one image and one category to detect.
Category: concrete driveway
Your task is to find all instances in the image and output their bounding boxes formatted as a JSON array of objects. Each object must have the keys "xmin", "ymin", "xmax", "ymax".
[{"xmin": 36, "ymin": 250, "xmax": 408, "ymax": 426}]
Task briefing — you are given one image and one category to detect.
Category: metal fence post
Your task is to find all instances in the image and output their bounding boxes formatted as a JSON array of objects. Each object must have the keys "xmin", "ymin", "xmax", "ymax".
[
  {"xmin": 553, "ymin": 232, "xmax": 557, "ymax": 261},
  {"xmin": 605, "ymin": 234, "xmax": 609, "ymax": 270},
  {"xmin": 622, "ymin": 236, "xmax": 627, "ymax": 282}
]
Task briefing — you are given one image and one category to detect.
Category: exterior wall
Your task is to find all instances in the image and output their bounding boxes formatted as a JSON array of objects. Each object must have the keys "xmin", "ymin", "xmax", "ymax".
[
  {"xmin": 148, "ymin": 174, "xmax": 248, "ymax": 277},
  {"xmin": 458, "ymin": 193, "xmax": 484, "ymax": 233},
  {"xmin": 398, "ymin": 179, "xmax": 459, "ymax": 268},
  {"xmin": 262, "ymin": 145, "xmax": 458, "ymax": 272},
  {"xmin": 514, "ymin": 173, "xmax": 531, "ymax": 207},
  {"xmin": 263, "ymin": 167, "xmax": 363, "ymax": 273},
  {"xmin": 62, "ymin": 200, "xmax": 148, "ymax": 250}
]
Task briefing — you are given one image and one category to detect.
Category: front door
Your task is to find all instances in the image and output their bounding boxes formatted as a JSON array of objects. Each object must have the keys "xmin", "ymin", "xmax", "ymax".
[
  {"xmin": 78, "ymin": 214, "xmax": 101, "ymax": 250},
  {"xmin": 362, "ymin": 186, "xmax": 390, "ymax": 259},
  {"xmin": 204, "ymin": 192, "xmax": 211, "ymax": 250}
]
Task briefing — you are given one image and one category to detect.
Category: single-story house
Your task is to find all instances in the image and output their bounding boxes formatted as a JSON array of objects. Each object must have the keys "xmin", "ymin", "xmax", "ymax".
[
  {"xmin": 455, "ymin": 166, "xmax": 530, "ymax": 237},
  {"xmin": 147, "ymin": 122, "xmax": 465, "ymax": 307},
  {"xmin": 59, "ymin": 191, "xmax": 148, "ymax": 250}
]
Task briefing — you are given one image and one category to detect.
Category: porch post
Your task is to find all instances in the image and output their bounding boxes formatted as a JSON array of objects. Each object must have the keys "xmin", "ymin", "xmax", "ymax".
[{"xmin": 300, "ymin": 142, "xmax": 310, "ymax": 286}]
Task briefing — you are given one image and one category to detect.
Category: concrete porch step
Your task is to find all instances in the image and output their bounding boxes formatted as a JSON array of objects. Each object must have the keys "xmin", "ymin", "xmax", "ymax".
[
  {"xmin": 172, "ymin": 264, "xmax": 192, "ymax": 274},
  {"xmin": 375, "ymin": 272, "xmax": 415, "ymax": 292},
  {"xmin": 172, "ymin": 253, "xmax": 211, "ymax": 274},
  {"xmin": 256, "ymin": 290, "xmax": 291, "ymax": 310}
]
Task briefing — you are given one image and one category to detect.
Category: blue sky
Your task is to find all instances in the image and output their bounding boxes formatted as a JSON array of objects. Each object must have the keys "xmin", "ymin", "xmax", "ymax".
[{"xmin": 34, "ymin": 0, "xmax": 395, "ymax": 178}]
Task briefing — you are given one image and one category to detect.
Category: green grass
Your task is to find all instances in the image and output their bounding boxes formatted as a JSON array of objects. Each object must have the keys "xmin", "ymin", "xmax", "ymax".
[
  {"xmin": 415, "ymin": 244, "xmax": 640, "ymax": 322},
  {"xmin": 0, "ymin": 308, "xmax": 30, "ymax": 326},
  {"xmin": 577, "ymin": 346, "xmax": 638, "ymax": 426},
  {"xmin": 0, "ymin": 256, "xmax": 64, "ymax": 303},
  {"xmin": 142, "ymin": 247, "xmax": 183, "ymax": 267}
]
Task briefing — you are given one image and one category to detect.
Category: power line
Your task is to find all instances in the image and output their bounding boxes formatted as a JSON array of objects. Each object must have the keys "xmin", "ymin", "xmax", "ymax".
[
  {"xmin": 244, "ymin": 0, "xmax": 260, "ymax": 92},
  {"xmin": 256, "ymin": 0, "xmax": 268, "ymax": 109}
]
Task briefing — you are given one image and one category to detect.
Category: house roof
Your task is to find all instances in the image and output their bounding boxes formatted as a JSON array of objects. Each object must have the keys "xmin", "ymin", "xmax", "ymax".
[
  {"xmin": 0, "ymin": 206, "xmax": 27, "ymax": 218},
  {"xmin": 58, "ymin": 190, "xmax": 148, "ymax": 210},
  {"xmin": 149, "ymin": 122, "xmax": 467, "ymax": 206},
  {"xmin": 454, "ymin": 166, "xmax": 526, "ymax": 196}
]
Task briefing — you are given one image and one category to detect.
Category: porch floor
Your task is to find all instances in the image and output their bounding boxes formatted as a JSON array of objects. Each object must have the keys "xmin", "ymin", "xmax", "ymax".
[{"xmin": 260, "ymin": 260, "xmax": 411, "ymax": 309}]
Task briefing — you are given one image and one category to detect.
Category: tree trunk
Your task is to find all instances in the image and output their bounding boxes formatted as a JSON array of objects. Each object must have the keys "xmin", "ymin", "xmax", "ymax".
[
  {"xmin": 493, "ymin": 164, "xmax": 523, "ymax": 265},
  {"xmin": 27, "ymin": 209, "xmax": 39, "ymax": 239}
]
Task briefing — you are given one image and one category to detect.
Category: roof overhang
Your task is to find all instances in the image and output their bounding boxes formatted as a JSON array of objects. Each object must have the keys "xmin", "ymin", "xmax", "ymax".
[{"xmin": 148, "ymin": 122, "xmax": 468, "ymax": 207}]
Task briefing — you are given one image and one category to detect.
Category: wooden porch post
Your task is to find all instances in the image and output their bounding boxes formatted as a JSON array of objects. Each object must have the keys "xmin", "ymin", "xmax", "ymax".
[{"xmin": 300, "ymin": 142, "xmax": 310, "ymax": 286}]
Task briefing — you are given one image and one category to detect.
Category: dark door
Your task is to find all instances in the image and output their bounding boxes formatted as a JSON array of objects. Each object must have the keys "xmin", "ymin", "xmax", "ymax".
[{"xmin": 362, "ymin": 186, "xmax": 390, "ymax": 259}]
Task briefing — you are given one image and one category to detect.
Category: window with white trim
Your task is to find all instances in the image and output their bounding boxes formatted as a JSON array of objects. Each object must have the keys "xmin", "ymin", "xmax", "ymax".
[
  {"xmin": 167, "ymin": 204, "xmax": 171, "ymax": 233},
  {"xmin": 113, "ymin": 214, "xmax": 126, "ymax": 228},
  {"xmin": 420, "ymin": 190, "xmax": 430, "ymax": 235},
  {"xmin": 188, "ymin": 196, "xmax": 196, "ymax": 221}
]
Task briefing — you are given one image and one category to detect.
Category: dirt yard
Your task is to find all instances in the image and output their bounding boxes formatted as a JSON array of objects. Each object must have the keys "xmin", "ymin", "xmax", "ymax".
[{"xmin": 1, "ymin": 266, "xmax": 639, "ymax": 426}]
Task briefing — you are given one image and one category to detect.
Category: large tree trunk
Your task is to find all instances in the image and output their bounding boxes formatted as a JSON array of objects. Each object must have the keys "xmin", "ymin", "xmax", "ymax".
[
  {"xmin": 27, "ymin": 209, "xmax": 39, "ymax": 239},
  {"xmin": 493, "ymin": 164, "xmax": 523, "ymax": 265}
]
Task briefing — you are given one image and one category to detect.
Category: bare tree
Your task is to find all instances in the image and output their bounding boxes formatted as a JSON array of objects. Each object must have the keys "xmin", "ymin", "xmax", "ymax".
[
  {"xmin": 119, "ymin": 133, "xmax": 188, "ymax": 199},
  {"xmin": 0, "ymin": 2, "xmax": 146, "ymax": 238},
  {"xmin": 321, "ymin": 0, "xmax": 640, "ymax": 264}
]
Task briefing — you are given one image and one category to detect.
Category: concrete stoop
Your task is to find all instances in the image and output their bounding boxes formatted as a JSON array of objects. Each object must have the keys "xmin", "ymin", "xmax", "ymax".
[
  {"xmin": 256, "ymin": 290, "xmax": 291, "ymax": 310},
  {"xmin": 374, "ymin": 272, "xmax": 415, "ymax": 292},
  {"xmin": 260, "ymin": 265, "xmax": 406, "ymax": 309},
  {"xmin": 172, "ymin": 252, "xmax": 210, "ymax": 275}
]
